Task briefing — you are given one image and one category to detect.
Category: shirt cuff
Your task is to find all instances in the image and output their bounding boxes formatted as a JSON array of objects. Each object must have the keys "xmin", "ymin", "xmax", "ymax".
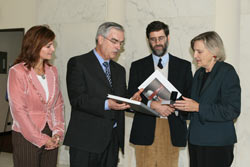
[
  {"xmin": 147, "ymin": 100, "xmax": 152, "ymax": 108},
  {"xmin": 105, "ymin": 99, "xmax": 110, "ymax": 110}
]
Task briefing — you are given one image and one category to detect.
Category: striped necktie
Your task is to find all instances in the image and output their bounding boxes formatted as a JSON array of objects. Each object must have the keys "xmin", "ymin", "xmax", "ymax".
[{"xmin": 103, "ymin": 62, "xmax": 112, "ymax": 87}]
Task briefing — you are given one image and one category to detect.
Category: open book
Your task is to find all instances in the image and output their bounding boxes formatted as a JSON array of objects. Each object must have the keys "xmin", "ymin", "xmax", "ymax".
[
  {"xmin": 138, "ymin": 70, "xmax": 181, "ymax": 104},
  {"xmin": 107, "ymin": 94, "xmax": 161, "ymax": 117}
]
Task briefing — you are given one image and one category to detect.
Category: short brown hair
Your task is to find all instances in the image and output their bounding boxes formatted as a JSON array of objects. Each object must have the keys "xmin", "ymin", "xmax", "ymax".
[{"xmin": 14, "ymin": 25, "xmax": 55, "ymax": 69}]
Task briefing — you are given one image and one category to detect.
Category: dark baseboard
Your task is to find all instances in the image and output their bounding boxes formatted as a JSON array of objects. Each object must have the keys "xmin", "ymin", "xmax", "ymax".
[{"xmin": 0, "ymin": 131, "xmax": 12, "ymax": 136}]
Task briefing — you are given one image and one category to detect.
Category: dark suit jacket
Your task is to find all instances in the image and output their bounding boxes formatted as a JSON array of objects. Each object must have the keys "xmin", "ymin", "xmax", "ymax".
[
  {"xmin": 128, "ymin": 54, "xmax": 193, "ymax": 147},
  {"xmin": 188, "ymin": 61, "xmax": 241, "ymax": 146},
  {"xmin": 63, "ymin": 50, "xmax": 127, "ymax": 153}
]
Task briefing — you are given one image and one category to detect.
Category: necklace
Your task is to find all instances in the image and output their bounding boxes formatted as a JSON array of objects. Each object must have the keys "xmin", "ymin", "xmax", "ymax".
[
  {"xmin": 41, "ymin": 74, "xmax": 46, "ymax": 79},
  {"xmin": 35, "ymin": 67, "xmax": 46, "ymax": 79}
]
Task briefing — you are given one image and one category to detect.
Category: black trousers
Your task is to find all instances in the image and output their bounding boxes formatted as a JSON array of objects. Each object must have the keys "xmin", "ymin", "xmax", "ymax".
[
  {"xmin": 69, "ymin": 128, "xmax": 119, "ymax": 167},
  {"xmin": 188, "ymin": 143, "xmax": 234, "ymax": 167},
  {"xmin": 12, "ymin": 124, "xmax": 58, "ymax": 167}
]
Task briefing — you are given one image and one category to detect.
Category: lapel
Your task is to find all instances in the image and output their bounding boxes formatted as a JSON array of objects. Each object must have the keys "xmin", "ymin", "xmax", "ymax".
[
  {"xmin": 110, "ymin": 61, "xmax": 118, "ymax": 91},
  {"xmin": 193, "ymin": 69, "xmax": 203, "ymax": 99},
  {"xmin": 88, "ymin": 51, "xmax": 112, "ymax": 89},
  {"xmin": 45, "ymin": 65, "xmax": 56, "ymax": 104},
  {"xmin": 144, "ymin": 55, "xmax": 155, "ymax": 77},
  {"xmin": 198, "ymin": 61, "xmax": 221, "ymax": 96},
  {"xmin": 168, "ymin": 54, "xmax": 178, "ymax": 84},
  {"xmin": 28, "ymin": 64, "xmax": 55, "ymax": 104}
]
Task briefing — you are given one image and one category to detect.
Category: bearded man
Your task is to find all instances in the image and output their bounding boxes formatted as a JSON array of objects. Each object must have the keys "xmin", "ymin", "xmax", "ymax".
[{"xmin": 128, "ymin": 21, "xmax": 193, "ymax": 167}]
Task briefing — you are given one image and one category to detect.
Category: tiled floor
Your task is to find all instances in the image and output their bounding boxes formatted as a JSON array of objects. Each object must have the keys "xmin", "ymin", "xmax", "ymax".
[
  {"xmin": 0, "ymin": 152, "xmax": 69, "ymax": 167},
  {"xmin": 0, "ymin": 152, "xmax": 13, "ymax": 167}
]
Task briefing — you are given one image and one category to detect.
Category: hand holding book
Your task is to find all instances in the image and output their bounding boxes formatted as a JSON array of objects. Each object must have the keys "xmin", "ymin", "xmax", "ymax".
[
  {"xmin": 174, "ymin": 96, "xmax": 199, "ymax": 112},
  {"xmin": 150, "ymin": 98, "xmax": 175, "ymax": 117},
  {"xmin": 108, "ymin": 98, "xmax": 131, "ymax": 110},
  {"xmin": 130, "ymin": 88, "xmax": 144, "ymax": 101},
  {"xmin": 107, "ymin": 94, "xmax": 161, "ymax": 117},
  {"xmin": 107, "ymin": 70, "xmax": 182, "ymax": 117}
]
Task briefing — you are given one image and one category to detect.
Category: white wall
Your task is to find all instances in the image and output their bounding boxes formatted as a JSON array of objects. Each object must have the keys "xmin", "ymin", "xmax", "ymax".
[
  {"xmin": 235, "ymin": 0, "xmax": 250, "ymax": 166},
  {"xmin": 0, "ymin": 0, "xmax": 36, "ymax": 30},
  {"xmin": 1, "ymin": 0, "xmax": 250, "ymax": 166}
]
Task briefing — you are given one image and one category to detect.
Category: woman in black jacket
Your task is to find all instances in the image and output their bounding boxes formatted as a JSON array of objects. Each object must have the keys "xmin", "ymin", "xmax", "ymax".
[{"xmin": 174, "ymin": 31, "xmax": 241, "ymax": 167}]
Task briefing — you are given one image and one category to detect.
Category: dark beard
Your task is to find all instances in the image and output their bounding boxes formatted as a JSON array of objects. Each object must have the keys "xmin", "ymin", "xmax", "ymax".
[{"xmin": 150, "ymin": 41, "xmax": 168, "ymax": 57}]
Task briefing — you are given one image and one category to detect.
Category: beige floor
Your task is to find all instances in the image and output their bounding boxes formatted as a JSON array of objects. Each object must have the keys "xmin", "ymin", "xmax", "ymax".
[{"xmin": 0, "ymin": 152, "xmax": 69, "ymax": 167}]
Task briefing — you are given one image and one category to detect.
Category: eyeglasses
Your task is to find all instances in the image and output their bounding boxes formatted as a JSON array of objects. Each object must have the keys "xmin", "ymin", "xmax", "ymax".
[
  {"xmin": 103, "ymin": 36, "xmax": 125, "ymax": 47},
  {"xmin": 149, "ymin": 36, "xmax": 166, "ymax": 43}
]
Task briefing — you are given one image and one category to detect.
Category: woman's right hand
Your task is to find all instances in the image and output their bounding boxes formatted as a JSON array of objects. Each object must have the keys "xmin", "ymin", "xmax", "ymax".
[
  {"xmin": 45, "ymin": 137, "xmax": 59, "ymax": 150},
  {"xmin": 174, "ymin": 96, "xmax": 199, "ymax": 112}
]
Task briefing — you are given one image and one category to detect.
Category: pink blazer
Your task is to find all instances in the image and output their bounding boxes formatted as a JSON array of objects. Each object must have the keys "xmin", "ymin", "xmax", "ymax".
[{"xmin": 7, "ymin": 63, "xmax": 64, "ymax": 148}]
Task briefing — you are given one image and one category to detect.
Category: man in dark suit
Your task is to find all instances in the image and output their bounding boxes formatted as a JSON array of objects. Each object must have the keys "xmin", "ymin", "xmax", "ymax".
[
  {"xmin": 64, "ymin": 22, "xmax": 130, "ymax": 167},
  {"xmin": 128, "ymin": 21, "xmax": 193, "ymax": 167}
]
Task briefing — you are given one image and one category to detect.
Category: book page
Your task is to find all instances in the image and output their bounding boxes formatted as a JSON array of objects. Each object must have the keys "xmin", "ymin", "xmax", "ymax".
[{"xmin": 138, "ymin": 70, "xmax": 181, "ymax": 101}]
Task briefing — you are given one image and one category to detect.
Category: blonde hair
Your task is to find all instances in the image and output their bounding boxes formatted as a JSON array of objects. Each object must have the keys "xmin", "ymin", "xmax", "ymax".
[{"xmin": 191, "ymin": 31, "xmax": 226, "ymax": 61}]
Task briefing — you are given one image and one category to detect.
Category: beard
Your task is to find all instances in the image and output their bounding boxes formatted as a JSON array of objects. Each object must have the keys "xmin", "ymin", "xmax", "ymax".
[{"xmin": 150, "ymin": 41, "xmax": 168, "ymax": 57}]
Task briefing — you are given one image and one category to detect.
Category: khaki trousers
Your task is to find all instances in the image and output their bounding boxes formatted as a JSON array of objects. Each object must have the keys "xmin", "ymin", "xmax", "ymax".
[{"xmin": 135, "ymin": 118, "xmax": 179, "ymax": 167}]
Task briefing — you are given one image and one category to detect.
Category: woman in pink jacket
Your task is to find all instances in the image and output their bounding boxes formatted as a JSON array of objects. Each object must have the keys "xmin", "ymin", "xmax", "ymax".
[{"xmin": 7, "ymin": 25, "xmax": 64, "ymax": 167}]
